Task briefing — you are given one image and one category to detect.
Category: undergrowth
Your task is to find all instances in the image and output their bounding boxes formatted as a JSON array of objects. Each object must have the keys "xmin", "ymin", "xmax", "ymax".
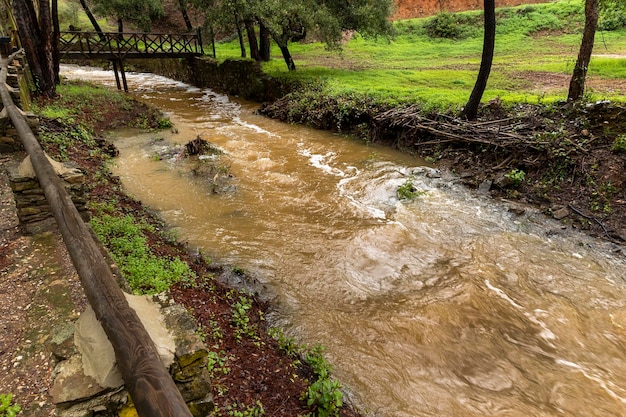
[{"xmin": 89, "ymin": 208, "xmax": 195, "ymax": 294}]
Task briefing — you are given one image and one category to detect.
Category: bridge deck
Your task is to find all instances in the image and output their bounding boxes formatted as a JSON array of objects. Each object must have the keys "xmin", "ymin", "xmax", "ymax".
[{"xmin": 59, "ymin": 31, "xmax": 203, "ymax": 60}]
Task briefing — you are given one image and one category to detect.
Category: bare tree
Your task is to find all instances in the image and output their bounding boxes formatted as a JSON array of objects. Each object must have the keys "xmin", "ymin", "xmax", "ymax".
[
  {"xmin": 568, "ymin": 0, "xmax": 599, "ymax": 101},
  {"xmin": 460, "ymin": 0, "xmax": 495, "ymax": 120}
]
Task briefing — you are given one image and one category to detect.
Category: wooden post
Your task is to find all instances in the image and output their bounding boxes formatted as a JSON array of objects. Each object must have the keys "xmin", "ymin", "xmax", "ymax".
[
  {"xmin": 118, "ymin": 59, "xmax": 128, "ymax": 92},
  {"xmin": 196, "ymin": 27, "xmax": 203, "ymax": 54},
  {"xmin": 112, "ymin": 59, "xmax": 122, "ymax": 90},
  {"xmin": 0, "ymin": 50, "xmax": 193, "ymax": 417}
]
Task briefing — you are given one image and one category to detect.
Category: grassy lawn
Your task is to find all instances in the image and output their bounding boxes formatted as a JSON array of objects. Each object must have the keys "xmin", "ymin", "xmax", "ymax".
[{"xmin": 212, "ymin": 0, "xmax": 626, "ymax": 110}]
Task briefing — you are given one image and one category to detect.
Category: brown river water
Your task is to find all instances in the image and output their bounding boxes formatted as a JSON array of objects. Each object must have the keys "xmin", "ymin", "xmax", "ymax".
[{"xmin": 62, "ymin": 65, "xmax": 626, "ymax": 417}]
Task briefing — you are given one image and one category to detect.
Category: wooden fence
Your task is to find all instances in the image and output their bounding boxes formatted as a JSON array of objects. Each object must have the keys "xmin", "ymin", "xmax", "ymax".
[{"xmin": 0, "ymin": 49, "xmax": 194, "ymax": 417}]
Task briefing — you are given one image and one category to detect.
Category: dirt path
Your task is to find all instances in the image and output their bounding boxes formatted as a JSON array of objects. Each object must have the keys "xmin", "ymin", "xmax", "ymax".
[{"xmin": 0, "ymin": 152, "xmax": 87, "ymax": 416}]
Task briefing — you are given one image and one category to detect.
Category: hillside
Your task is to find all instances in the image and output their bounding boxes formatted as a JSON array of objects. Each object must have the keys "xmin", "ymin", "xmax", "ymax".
[{"xmin": 393, "ymin": 0, "xmax": 553, "ymax": 18}]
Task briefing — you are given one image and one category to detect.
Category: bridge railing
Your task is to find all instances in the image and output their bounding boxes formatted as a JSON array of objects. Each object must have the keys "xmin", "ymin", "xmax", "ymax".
[{"xmin": 59, "ymin": 31, "xmax": 202, "ymax": 58}]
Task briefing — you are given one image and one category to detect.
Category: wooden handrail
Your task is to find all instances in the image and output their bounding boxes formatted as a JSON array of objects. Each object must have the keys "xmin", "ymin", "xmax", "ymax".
[
  {"xmin": 0, "ymin": 50, "xmax": 193, "ymax": 417},
  {"xmin": 59, "ymin": 31, "xmax": 202, "ymax": 59}
]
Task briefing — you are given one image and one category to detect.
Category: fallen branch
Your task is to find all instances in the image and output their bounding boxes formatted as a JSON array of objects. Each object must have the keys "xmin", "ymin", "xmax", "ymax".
[{"xmin": 567, "ymin": 204, "xmax": 621, "ymax": 243}]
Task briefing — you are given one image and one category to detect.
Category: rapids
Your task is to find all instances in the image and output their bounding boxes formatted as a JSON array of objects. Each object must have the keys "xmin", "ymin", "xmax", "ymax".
[{"xmin": 62, "ymin": 65, "xmax": 626, "ymax": 417}]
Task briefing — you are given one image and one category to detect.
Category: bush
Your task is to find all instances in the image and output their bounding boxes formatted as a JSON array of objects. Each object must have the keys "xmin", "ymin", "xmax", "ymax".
[
  {"xmin": 599, "ymin": 0, "xmax": 626, "ymax": 31},
  {"xmin": 424, "ymin": 12, "xmax": 463, "ymax": 39}
]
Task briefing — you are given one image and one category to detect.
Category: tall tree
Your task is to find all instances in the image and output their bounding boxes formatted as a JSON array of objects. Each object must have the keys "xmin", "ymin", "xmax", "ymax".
[
  {"xmin": 52, "ymin": 0, "xmax": 60, "ymax": 84},
  {"xmin": 234, "ymin": 11, "xmax": 246, "ymax": 57},
  {"xmin": 259, "ymin": 22, "xmax": 270, "ymax": 61},
  {"xmin": 13, "ymin": 0, "xmax": 56, "ymax": 96},
  {"xmin": 568, "ymin": 0, "xmax": 599, "ymax": 101},
  {"xmin": 255, "ymin": 0, "xmax": 394, "ymax": 70},
  {"xmin": 244, "ymin": 17, "xmax": 259, "ymax": 61},
  {"xmin": 91, "ymin": 0, "xmax": 164, "ymax": 32},
  {"xmin": 78, "ymin": 0, "xmax": 105, "ymax": 38},
  {"xmin": 178, "ymin": 0, "xmax": 194, "ymax": 31},
  {"xmin": 460, "ymin": 0, "xmax": 495, "ymax": 120}
]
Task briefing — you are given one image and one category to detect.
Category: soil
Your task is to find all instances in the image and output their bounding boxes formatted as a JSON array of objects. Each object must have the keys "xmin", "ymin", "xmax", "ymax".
[{"xmin": 393, "ymin": 0, "xmax": 553, "ymax": 19}]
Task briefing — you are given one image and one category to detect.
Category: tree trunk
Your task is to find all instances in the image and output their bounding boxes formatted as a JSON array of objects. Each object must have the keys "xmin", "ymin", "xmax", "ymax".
[
  {"xmin": 259, "ymin": 22, "xmax": 270, "ymax": 61},
  {"xmin": 568, "ymin": 0, "xmax": 599, "ymax": 101},
  {"xmin": 13, "ymin": 0, "xmax": 56, "ymax": 97},
  {"xmin": 273, "ymin": 35, "xmax": 295, "ymax": 71},
  {"xmin": 39, "ymin": 0, "xmax": 56, "ymax": 96},
  {"xmin": 178, "ymin": 0, "xmax": 193, "ymax": 32},
  {"xmin": 460, "ymin": 0, "xmax": 495, "ymax": 120},
  {"xmin": 234, "ymin": 13, "xmax": 246, "ymax": 58},
  {"xmin": 78, "ymin": 0, "xmax": 105, "ymax": 40},
  {"xmin": 244, "ymin": 18, "xmax": 259, "ymax": 61},
  {"xmin": 51, "ymin": 0, "xmax": 60, "ymax": 84}
]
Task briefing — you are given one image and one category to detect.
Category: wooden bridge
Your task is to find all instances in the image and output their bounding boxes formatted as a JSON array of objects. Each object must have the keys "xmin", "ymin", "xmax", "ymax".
[{"xmin": 59, "ymin": 31, "xmax": 203, "ymax": 91}]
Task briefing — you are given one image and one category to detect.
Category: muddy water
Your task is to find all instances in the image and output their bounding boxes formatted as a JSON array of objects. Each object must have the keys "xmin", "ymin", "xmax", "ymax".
[{"xmin": 62, "ymin": 65, "xmax": 626, "ymax": 417}]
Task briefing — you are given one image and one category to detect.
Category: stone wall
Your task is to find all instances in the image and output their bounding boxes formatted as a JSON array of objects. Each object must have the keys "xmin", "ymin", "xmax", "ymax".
[
  {"xmin": 132, "ymin": 57, "xmax": 295, "ymax": 103},
  {"xmin": 8, "ymin": 156, "xmax": 90, "ymax": 234},
  {"xmin": 0, "ymin": 59, "xmax": 29, "ymax": 153}
]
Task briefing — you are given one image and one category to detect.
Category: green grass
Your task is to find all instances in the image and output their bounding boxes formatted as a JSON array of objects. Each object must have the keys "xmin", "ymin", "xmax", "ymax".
[
  {"xmin": 61, "ymin": 0, "xmax": 626, "ymax": 110},
  {"xmin": 208, "ymin": 0, "xmax": 626, "ymax": 110}
]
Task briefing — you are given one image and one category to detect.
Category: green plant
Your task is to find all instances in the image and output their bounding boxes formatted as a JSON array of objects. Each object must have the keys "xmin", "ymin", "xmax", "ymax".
[
  {"xmin": 505, "ymin": 169, "xmax": 526, "ymax": 187},
  {"xmin": 0, "ymin": 394, "xmax": 21, "ymax": 417},
  {"xmin": 423, "ymin": 12, "xmax": 464, "ymax": 39},
  {"xmin": 599, "ymin": 0, "xmax": 626, "ymax": 31},
  {"xmin": 157, "ymin": 118, "xmax": 173, "ymax": 129},
  {"xmin": 268, "ymin": 328, "xmax": 299, "ymax": 356},
  {"xmin": 225, "ymin": 401, "xmax": 265, "ymax": 417},
  {"xmin": 90, "ymin": 214, "xmax": 195, "ymax": 293},
  {"xmin": 397, "ymin": 179, "xmax": 425, "ymax": 200},
  {"xmin": 206, "ymin": 350, "xmax": 232, "ymax": 378},
  {"xmin": 232, "ymin": 295, "xmax": 259, "ymax": 342},
  {"xmin": 612, "ymin": 135, "xmax": 626, "ymax": 152},
  {"xmin": 301, "ymin": 345, "xmax": 343, "ymax": 417},
  {"xmin": 303, "ymin": 378, "xmax": 343, "ymax": 417}
]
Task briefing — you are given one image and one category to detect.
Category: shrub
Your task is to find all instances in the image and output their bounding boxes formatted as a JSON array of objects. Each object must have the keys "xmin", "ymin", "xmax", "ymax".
[
  {"xmin": 424, "ymin": 12, "xmax": 463, "ymax": 39},
  {"xmin": 599, "ymin": 0, "xmax": 626, "ymax": 31}
]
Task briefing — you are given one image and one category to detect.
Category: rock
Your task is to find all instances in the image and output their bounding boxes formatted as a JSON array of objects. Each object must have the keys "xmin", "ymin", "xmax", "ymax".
[
  {"xmin": 74, "ymin": 294, "xmax": 176, "ymax": 389},
  {"xmin": 49, "ymin": 355, "xmax": 106, "ymax": 404},
  {"xmin": 553, "ymin": 207, "xmax": 570, "ymax": 220},
  {"xmin": 493, "ymin": 174, "xmax": 514, "ymax": 189},
  {"xmin": 478, "ymin": 180, "xmax": 492, "ymax": 194},
  {"xmin": 48, "ymin": 322, "xmax": 77, "ymax": 362}
]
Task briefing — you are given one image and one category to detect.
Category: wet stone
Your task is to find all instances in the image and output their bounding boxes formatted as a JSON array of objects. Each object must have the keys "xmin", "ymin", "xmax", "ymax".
[
  {"xmin": 553, "ymin": 207, "xmax": 570, "ymax": 220},
  {"xmin": 478, "ymin": 180, "xmax": 492, "ymax": 194}
]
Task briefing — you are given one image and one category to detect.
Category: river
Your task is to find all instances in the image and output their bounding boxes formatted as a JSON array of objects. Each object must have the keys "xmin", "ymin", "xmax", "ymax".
[{"xmin": 62, "ymin": 65, "xmax": 626, "ymax": 417}]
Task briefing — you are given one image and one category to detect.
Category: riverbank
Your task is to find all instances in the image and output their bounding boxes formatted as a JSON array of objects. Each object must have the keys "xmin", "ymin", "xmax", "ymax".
[
  {"xmin": 0, "ymin": 84, "xmax": 360, "ymax": 417},
  {"xmin": 259, "ymin": 93, "xmax": 626, "ymax": 246},
  {"xmin": 130, "ymin": 42, "xmax": 626, "ymax": 248}
]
